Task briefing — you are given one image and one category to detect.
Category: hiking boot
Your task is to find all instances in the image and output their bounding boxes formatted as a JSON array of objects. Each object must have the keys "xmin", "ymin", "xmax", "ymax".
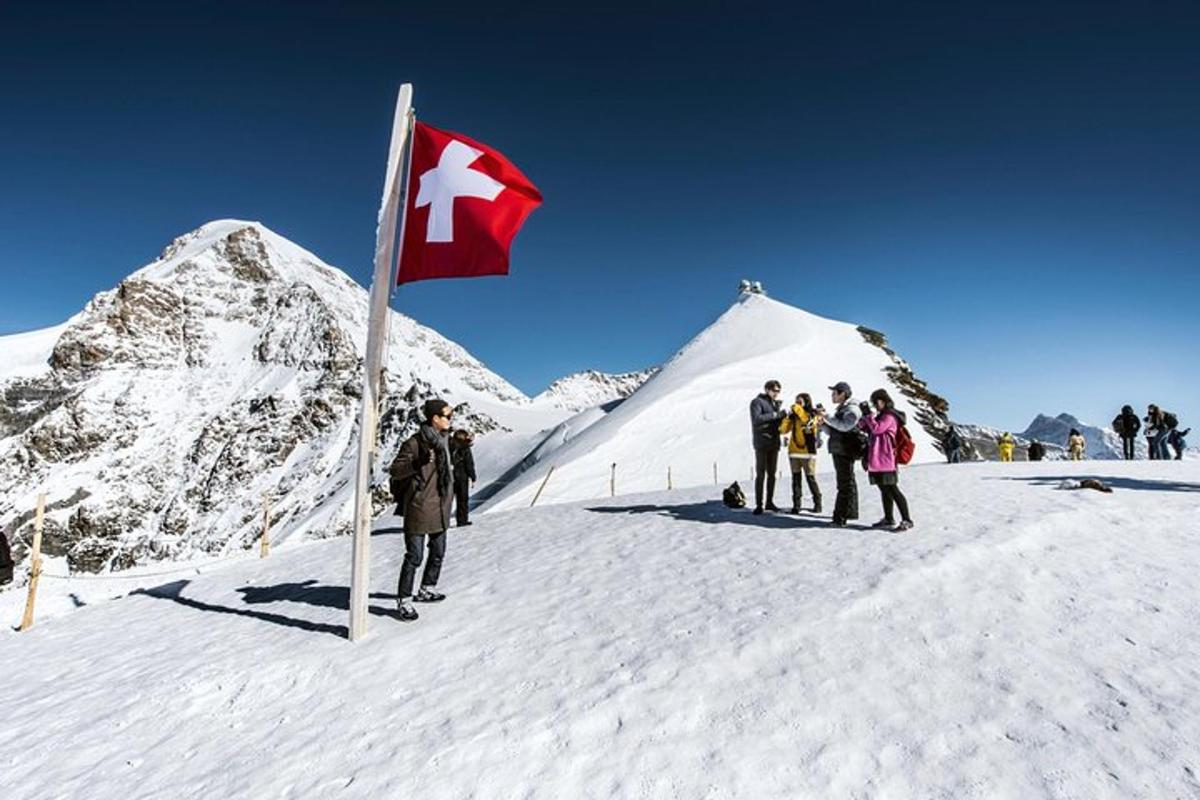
[
  {"xmin": 414, "ymin": 587, "xmax": 446, "ymax": 603},
  {"xmin": 893, "ymin": 520, "xmax": 914, "ymax": 533},
  {"xmin": 830, "ymin": 518, "xmax": 848, "ymax": 528},
  {"xmin": 811, "ymin": 499, "xmax": 822, "ymax": 514},
  {"xmin": 871, "ymin": 518, "xmax": 896, "ymax": 529},
  {"xmin": 752, "ymin": 507, "xmax": 764, "ymax": 515},
  {"xmin": 765, "ymin": 503, "xmax": 781, "ymax": 512},
  {"xmin": 396, "ymin": 601, "xmax": 419, "ymax": 622}
]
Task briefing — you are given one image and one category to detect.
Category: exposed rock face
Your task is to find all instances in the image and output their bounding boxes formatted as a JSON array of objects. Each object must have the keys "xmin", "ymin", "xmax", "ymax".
[
  {"xmin": 533, "ymin": 369, "xmax": 658, "ymax": 413},
  {"xmin": 857, "ymin": 326, "xmax": 955, "ymax": 451},
  {"xmin": 0, "ymin": 220, "xmax": 535, "ymax": 575}
]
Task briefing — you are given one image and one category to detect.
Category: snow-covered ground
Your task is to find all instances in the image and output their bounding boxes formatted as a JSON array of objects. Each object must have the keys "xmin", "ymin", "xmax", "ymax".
[{"xmin": 4, "ymin": 459, "xmax": 1199, "ymax": 798}]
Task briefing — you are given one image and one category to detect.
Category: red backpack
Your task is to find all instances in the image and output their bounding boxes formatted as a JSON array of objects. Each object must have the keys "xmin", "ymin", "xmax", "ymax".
[{"xmin": 895, "ymin": 421, "xmax": 916, "ymax": 465}]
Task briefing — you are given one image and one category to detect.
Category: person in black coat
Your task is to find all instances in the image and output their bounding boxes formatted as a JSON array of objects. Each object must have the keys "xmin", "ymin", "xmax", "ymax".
[
  {"xmin": 1027, "ymin": 440, "xmax": 1046, "ymax": 462},
  {"xmin": 819, "ymin": 381, "xmax": 862, "ymax": 527},
  {"xmin": 0, "ymin": 532, "xmax": 14, "ymax": 585},
  {"xmin": 449, "ymin": 429, "xmax": 477, "ymax": 526},
  {"xmin": 749, "ymin": 379, "xmax": 787, "ymax": 514},
  {"xmin": 941, "ymin": 426, "xmax": 964, "ymax": 463},
  {"xmin": 1112, "ymin": 405, "xmax": 1141, "ymax": 460}
]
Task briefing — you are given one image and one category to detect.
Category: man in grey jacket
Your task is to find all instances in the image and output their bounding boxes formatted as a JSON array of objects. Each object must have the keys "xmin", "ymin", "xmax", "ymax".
[
  {"xmin": 749, "ymin": 379, "xmax": 787, "ymax": 514},
  {"xmin": 821, "ymin": 381, "xmax": 861, "ymax": 527}
]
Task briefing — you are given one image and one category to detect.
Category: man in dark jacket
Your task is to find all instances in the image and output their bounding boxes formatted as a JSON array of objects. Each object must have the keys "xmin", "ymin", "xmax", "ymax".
[
  {"xmin": 749, "ymin": 380, "xmax": 787, "ymax": 514},
  {"xmin": 820, "ymin": 381, "xmax": 861, "ymax": 528},
  {"xmin": 941, "ymin": 426, "xmax": 964, "ymax": 463},
  {"xmin": 1112, "ymin": 405, "xmax": 1141, "ymax": 460},
  {"xmin": 450, "ymin": 429, "xmax": 477, "ymax": 526},
  {"xmin": 0, "ymin": 531, "xmax": 14, "ymax": 585},
  {"xmin": 1027, "ymin": 440, "xmax": 1046, "ymax": 462},
  {"xmin": 389, "ymin": 398, "xmax": 455, "ymax": 622}
]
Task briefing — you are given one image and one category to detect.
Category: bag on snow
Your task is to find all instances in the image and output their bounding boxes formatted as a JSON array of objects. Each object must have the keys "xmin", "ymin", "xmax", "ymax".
[
  {"xmin": 1163, "ymin": 411, "xmax": 1179, "ymax": 429},
  {"xmin": 895, "ymin": 422, "xmax": 916, "ymax": 465},
  {"xmin": 722, "ymin": 481, "xmax": 747, "ymax": 509}
]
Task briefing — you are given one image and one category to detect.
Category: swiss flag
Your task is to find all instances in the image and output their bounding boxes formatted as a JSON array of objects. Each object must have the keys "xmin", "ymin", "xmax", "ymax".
[{"xmin": 397, "ymin": 122, "xmax": 542, "ymax": 284}]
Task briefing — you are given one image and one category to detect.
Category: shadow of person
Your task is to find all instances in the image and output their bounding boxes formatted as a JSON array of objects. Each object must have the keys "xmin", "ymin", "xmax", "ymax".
[
  {"xmin": 986, "ymin": 475, "xmax": 1200, "ymax": 493},
  {"xmin": 135, "ymin": 579, "xmax": 401, "ymax": 639},
  {"xmin": 586, "ymin": 500, "xmax": 829, "ymax": 530}
]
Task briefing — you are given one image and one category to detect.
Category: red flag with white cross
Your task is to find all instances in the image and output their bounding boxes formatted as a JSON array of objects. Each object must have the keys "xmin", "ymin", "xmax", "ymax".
[{"xmin": 396, "ymin": 122, "xmax": 543, "ymax": 284}]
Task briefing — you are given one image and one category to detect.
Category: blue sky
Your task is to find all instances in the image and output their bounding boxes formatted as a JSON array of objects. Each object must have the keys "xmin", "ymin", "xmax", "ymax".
[{"xmin": 2, "ymin": 1, "xmax": 1197, "ymax": 432}]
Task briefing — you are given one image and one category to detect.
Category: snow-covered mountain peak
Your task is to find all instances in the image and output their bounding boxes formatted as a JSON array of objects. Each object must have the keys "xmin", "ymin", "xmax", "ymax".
[
  {"xmin": 533, "ymin": 368, "xmax": 658, "ymax": 412},
  {"xmin": 0, "ymin": 220, "xmax": 554, "ymax": 574},
  {"xmin": 481, "ymin": 293, "xmax": 955, "ymax": 512}
]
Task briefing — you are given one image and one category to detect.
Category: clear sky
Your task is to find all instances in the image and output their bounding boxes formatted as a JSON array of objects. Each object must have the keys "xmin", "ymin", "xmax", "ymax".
[{"xmin": 2, "ymin": 1, "xmax": 1197, "ymax": 432}]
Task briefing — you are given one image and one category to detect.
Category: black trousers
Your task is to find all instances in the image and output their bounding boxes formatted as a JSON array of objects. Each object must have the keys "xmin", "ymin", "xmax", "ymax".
[
  {"xmin": 754, "ymin": 447, "xmax": 780, "ymax": 508},
  {"xmin": 398, "ymin": 530, "xmax": 446, "ymax": 599},
  {"xmin": 831, "ymin": 454, "xmax": 859, "ymax": 523},
  {"xmin": 878, "ymin": 484, "xmax": 911, "ymax": 523},
  {"xmin": 1122, "ymin": 437, "xmax": 1136, "ymax": 460},
  {"xmin": 454, "ymin": 478, "xmax": 471, "ymax": 525}
]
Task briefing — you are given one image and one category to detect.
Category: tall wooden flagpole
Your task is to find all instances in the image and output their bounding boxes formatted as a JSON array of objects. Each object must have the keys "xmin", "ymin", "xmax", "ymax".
[{"xmin": 349, "ymin": 84, "xmax": 415, "ymax": 642}]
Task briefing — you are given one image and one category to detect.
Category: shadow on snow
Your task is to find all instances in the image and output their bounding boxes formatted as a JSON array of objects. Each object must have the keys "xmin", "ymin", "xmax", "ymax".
[
  {"xmin": 585, "ymin": 500, "xmax": 832, "ymax": 529},
  {"xmin": 135, "ymin": 579, "xmax": 401, "ymax": 639},
  {"xmin": 987, "ymin": 475, "xmax": 1200, "ymax": 493}
]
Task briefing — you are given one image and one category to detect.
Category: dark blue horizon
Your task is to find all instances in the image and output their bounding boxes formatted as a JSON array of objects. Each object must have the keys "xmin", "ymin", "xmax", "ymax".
[{"xmin": 2, "ymin": 1, "xmax": 1198, "ymax": 432}]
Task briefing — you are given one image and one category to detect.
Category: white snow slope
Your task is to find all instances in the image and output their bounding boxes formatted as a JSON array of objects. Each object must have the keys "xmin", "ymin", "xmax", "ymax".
[
  {"xmin": 482, "ymin": 292, "xmax": 945, "ymax": 513},
  {"xmin": 2, "ymin": 460, "xmax": 1198, "ymax": 798}
]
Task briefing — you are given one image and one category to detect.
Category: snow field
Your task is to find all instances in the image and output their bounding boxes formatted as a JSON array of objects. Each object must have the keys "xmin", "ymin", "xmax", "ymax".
[{"xmin": 2, "ymin": 461, "xmax": 1198, "ymax": 799}]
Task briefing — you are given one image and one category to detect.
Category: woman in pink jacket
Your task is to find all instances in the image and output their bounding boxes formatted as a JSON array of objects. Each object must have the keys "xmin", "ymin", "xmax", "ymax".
[{"xmin": 858, "ymin": 389, "xmax": 914, "ymax": 532}]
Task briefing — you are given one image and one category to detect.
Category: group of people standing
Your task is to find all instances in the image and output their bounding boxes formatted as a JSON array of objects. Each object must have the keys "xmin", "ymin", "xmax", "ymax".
[
  {"xmin": 1113, "ymin": 404, "xmax": 1189, "ymax": 461},
  {"xmin": 750, "ymin": 380, "xmax": 915, "ymax": 532}
]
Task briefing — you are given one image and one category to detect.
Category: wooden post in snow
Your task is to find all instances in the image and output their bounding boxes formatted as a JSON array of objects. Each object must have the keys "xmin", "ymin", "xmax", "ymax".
[
  {"xmin": 260, "ymin": 495, "xmax": 271, "ymax": 558},
  {"xmin": 668, "ymin": 466, "xmax": 673, "ymax": 491},
  {"xmin": 713, "ymin": 462, "xmax": 718, "ymax": 485},
  {"xmin": 349, "ymin": 84, "xmax": 415, "ymax": 642},
  {"xmin": 530, "ymin": 466, "xmax": 556, "ymax": 508},
  {"xmin": 610, "ymin": 463, "xmax": 616, "ymax": 497},
  {"xmin": 19, "ymin": 493, "xmax": 47, "ymax": 632}
]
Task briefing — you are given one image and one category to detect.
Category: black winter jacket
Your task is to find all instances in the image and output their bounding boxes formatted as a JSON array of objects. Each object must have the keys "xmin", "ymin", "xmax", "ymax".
[
  {"xmin": 451, "ymin": 441, "xmax": 476, "ymax": 483},
  {"xmin": 749, "ymin": 393, "xmax": 785, "ymax": 451}
]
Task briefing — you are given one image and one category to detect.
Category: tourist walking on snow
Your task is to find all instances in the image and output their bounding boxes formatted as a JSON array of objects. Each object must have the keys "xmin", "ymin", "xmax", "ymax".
[
  {"xmin": 858, "ymin": 389, "xmax": 914, "ymax": 532},
  {"xmin": 1112, "ymin": 405, "xmax": 1141, "ymax": 460},
  {"xmin": 997, "ymin": 432, "xmax": 1016, "ymax": 462},
  {"xmin": 1067, "ymin": 428, "xmax": 1086, "ymax": 461},
  {"xmin": 450, "ymin": 429, "xmax": 477, "ymax": 527},
  {"xmin": 749, "ymin": 380, "xmax": 787, "ymax": 514},
  {"xmin": 941, "ymin": 425, "xmax": 964, "ymax": 463},
  {"xmin": 820, "ymin": 381, "xmax": 861, "ymax": 528},
  {"xmin": 389, "ymin": 398, "xmax": 455, "ymax": 622},
  {"xmin": 779, "ymin": 392, "xmax": 823, "ymax": 514},
  {"xmin": 1028, "ymin": 440, "xmax": 1046, "ymax": 461},
  {"xmin": 1168, "ymin": 426, "xmax": 1189, "ymax": 460}
]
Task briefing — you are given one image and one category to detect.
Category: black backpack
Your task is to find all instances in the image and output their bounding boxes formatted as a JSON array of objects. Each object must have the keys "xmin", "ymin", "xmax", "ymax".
[
  {"xmin": 722, "ymin": 481, "xmax": 747, "ymax": 509},
  {"xmin": 389, "ymin": 438, "xmax": 430, "ymax": 516},
  {"xmin": 1163, "ymin": 411, "xmax": 1179, "ymax": 429}
]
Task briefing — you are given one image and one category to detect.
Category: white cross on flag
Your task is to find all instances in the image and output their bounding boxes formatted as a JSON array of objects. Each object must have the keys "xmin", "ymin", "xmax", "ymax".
[{"xmin": 397, "ymin": 122, "xmax": 542, "ymax": 284}]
